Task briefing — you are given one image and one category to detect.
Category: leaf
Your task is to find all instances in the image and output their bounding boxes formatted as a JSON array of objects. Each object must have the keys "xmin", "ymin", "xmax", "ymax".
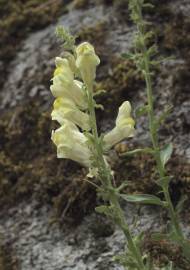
[
  {"xmin": 146, "ymin": 45, "xmax": 158, "ymax": 58},
  {"xmin": 161, "ymin": 262, "xmax": 173, "ymax": 270},
  {"xmin": 93, "ymin": 89, "xmax": 106, "ymax": 97},
  {"xmin": 151, "ymin": 232, "xmax": 170, "ymax": 241},
  {"xmin": 182, "ymin": 241, "xmax": 190, "ymax": 260},
  {"xmin": 169, "ymin": 229, "xmax": 181, "ymax": 243},
  {"xmin": 157, "ymin": 176, "xmax": 171, "ymax": 188},
  {"xmin": 95, "ymin": 103, "xmax": 104, "ymax": 110},
  {"xmin": 95, "ymin": 205, "xmax": 110, "ymax": 215},
  {"xmin": 120, "ymin": 148, "xmax": 154, "ymax": 157},
  {"xmin": 121, "ymin": 52, "xmax": 134, "ymax": 59},
  {"xmin": 143, "ymin": 3, "xmax": 154, "ymax": 9},
  {"xmin": 135, "ymin": 105, "xmax": 149, "ymax": 117},
  {"xmin": 116, "ymin": 180, "xmax": 130, "ymax": 192},
  {"xmin": 151, "ymin": 231, "xmax": 179, "ymax": 244},
  {"xmin": 176, "ymin": 195, "xmax": 188, "ymax": 215},
  {"xmin": 120, "ymin": 194, "xmax": 165, "ymax": 206},
  {"xmin": 157, "ymin": 105, "xmax": 173, "ymax": 125},
  {"xmin": 134, "ymin": 231, "xmax": 144, "ymax": 248},
  {"xmin": 114, "ymin": 253, "xmax": 139, "ymax": 269},
  {"xmin": 145, "ymin": 254, "xmax": 154, "ymax": 270},
  {"xmin": 160, "ymin": 143, "xmax": 173, "ymax": 167}
]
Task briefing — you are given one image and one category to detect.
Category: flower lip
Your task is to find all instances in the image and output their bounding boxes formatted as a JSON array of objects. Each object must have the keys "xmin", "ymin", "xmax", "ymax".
[
  {"xmin": 103, "ymin": 101, "xmax": 135, "ymax": 149},
  {"xmin": 51, "ymin": 97, "xmax": 90, "ymax": 130},
  {"xmin": 51, "ymin": 121, "xmax": 91, "ymax": 167},
  {"xmin": 75, "ymin": 42, "xmax": 100, "ymax": 86}
]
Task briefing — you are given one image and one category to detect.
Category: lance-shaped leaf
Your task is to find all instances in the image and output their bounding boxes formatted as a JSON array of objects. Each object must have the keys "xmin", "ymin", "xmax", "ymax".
[
  {"xmin": 151, "ymin": 232, "xmax": 170, "ymax": 241},
  {"xmin": 95, "ymin": 205, "xmax": 112, "ymax": 216},
  {"xmin": 157, "ymin": 105, "xmax": 173, "ymax": 126},
  {"xmin": 135, "ymin": 105, "xmax": 149, "ymax": 118},
  {"xmin": 160, "ymin": 143, "xmax": 173, "ymax": 167},
  {"xmin": 120, "ymin": 194, "xmax": 165, "ymax": 206},
  {"xmin": 120, "ymin": 147, "xmax": 154, "ymax": 157}
]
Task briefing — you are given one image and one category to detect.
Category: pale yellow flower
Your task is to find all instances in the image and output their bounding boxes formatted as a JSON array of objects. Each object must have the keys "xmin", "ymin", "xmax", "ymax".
[
  {"xmin": 50, "ymin": 57, "xmax": 87, "ymax": 109},
  {"xmin": 104, "ymin": 101, "xmax": 135, "ymax": 149},
  {"xmin": 54, "ymin": 57, "xmax": 73, "ymax": 81},
  {"xmin": 76, "ymin": 42, "xmax": 100, "ymax": 87},
  {"xmin": 51, "ymin": 121, "xmax": 91, "ymax": 167},
  {"xmin": 51, "ymin": 97, "xmax": 90, "ymax": 130},
  {"xmin": 63, "ymin": 52, "xmax": 77, "ymax": 74}
]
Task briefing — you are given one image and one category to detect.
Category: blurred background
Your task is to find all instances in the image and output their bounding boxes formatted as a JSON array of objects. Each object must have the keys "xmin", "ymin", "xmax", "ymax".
[{"xmin": 0, "ymin": 0, "xmax": 189, "ymax": 269}]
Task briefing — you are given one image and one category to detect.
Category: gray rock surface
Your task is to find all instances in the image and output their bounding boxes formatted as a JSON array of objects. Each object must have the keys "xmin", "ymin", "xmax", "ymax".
[{"xmin": 0, "ymin": 200, "xmax": 164, "ymax": 270}]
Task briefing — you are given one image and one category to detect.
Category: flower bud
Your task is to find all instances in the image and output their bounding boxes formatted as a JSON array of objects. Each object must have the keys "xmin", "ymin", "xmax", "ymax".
[
  {"xmin": 51, "ymin": 121, "xmax": 91, "ymax": 167},
  {"xmin": 51, "ymin": 97, "xmax": 90, "ymax": 130},
  {"xmin": 76, "ymin": 42, "xmax": 100, "ymax": 87},
  {"xmin": 104, "ymin": 101, "xmax": 135, "ymax": 149}
]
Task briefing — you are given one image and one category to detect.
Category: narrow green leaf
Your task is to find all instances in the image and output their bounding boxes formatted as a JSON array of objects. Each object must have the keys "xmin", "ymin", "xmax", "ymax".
[
  {"xmin": 157, "ymin": 176, "xmax": 171, "ymax": 189},
  {"xmin": 93, "ymin": 89, "xmax": 106, "ymax": 97},
  {"xmin": 157, "ymin": 105, "xmax": 173, "ymax": 125},
  {"xmin": 120, "ymin": 148, "xmax": 154, "ymax": 157},
  {"xmin": 95, "ymin": 205, "xmax": 109, "ymax": 214},
  {"xmin": 151, "ymin": 232, "xmax": 170, "ymax": 241},
  {"xmin": 135, "ymin": 105, "xmax": 149, "ymax": 117},
  {"xmin": 160, "ymin": 143, "xmax": 173, "ymax": 167},
  {"xmin": 143, "ymin": 3, "xmax": 154, "ymax": 9},
  {"xmin": 176, "ymin": 195, "xmax": 187, "ymax": 215},
  {"xmin": 134, "ymin": 231, "xmax": 144, "ymax": 248},
  {"xmin": 121, "ymin": 52, "xmax": 134, "ymax": 59},
  {"xmin": 116, "ymin": 180, "xmax": 130, "ymax": 192},
  {"xmin": 120, "ymin": 194, "xmax": 165, "ymax": 206},
  {"xmin": 95, "ymin": 103, "xmax": 104, "ymax": 110}
]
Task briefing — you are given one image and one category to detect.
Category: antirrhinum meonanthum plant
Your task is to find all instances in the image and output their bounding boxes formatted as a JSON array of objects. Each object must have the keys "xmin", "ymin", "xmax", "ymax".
[
  {"xmin": 50, "ymin": 27, "xmax": 148, "ymax": 270},
  {"xmin": 121, "ymin": 0, "xmax": 190, "ymax": 261}
]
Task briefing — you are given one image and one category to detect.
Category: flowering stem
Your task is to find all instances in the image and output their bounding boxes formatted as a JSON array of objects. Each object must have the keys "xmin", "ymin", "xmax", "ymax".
[
  {"xmin": 86, "ymin": 84, "xmax": 146, "ymax": 270},
  {"xmin": 135, "ymin": 3, "xmax": 184, "ymax": 240}
]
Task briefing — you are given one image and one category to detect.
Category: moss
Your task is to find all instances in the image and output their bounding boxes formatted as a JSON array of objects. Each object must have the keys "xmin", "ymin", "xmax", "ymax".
[
  {"xmin": 0, "ymin": 0, "xmax": 69, "ymax": 86},
  {"xmin": 1, "ymin": 100, "xmax": 188, "ymax": 227},
  {"xmin": 100, "ymin": 58, "xmax": 142, "ymax": 93},
  {"xmin": 72, "ymin": 0, "xmax": 89, "ymax": 9},
  {"xmin": 164, "ymin": 14, "xmax": 190, "ymax": 55},
  {"xmin": 143, "ymin": 237, "xmax": 190, "ymax": 269},
  {"xmin": 95, "ymin": 57, "xmax": 144, "ymax": 117},
  {"xmin": 77, "ymin": 21, "xmax": 108, "ymax": 56},
  {"xmin": 113, "ymin": 145, "xmax": 190, "ymax": 204},
  {"xmin": 0, "ymin": 101, "xmax": 96, "ymax": 226},
  {"xmin": 0, "ymin": 0, "xmax": 67, "ymax": 60},
  {"xmin": 0, "ymin": 241, "xmax": 19, "ymax": 270},
  {"xmin": 90, "ymin": 216, "xmax": 114, "ymax": 238}
]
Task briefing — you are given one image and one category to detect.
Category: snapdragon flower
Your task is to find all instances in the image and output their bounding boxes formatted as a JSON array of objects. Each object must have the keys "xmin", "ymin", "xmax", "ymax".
[
  {"xmin": 50, "ymin": 41, "xmax": 135, "ymax": 176},
  {"xmin": 76, "ymin": 42, "xmax": 100, "ymax": 87},
  {"xmin": 51, "ymin": 121, "xmax": 91, "ymax": 167},
  {"xmin": 104, "ymin": 101, "xmax": 135, "ymax": 149},
  {"xmin": 51, "ymin": 97, "xmax": 90, "ymax": 130},
  {"xmin": 50, "ymin": 57, "xmax": 87, "ymax": 109},
  {"xmin": 63, "ymin": 52, "xmax": 77, "ymax": 74}
]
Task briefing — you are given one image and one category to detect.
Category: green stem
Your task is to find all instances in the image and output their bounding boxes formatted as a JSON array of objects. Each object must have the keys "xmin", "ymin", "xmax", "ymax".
[
  {"xmin": 137, "ymin": 7, "xmax": 184, "ymax": 240},
  {"xmin": 86, "ymin": 83, "xmax": 146, "ymax": 270}
]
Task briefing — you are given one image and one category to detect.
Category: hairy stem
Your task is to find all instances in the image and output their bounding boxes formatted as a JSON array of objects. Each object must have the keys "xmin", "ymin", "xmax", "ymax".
[
  {"xmin": 136, "ymin": 4, "xmax": 184, "ymax": 240},
  {"xmin": 87, "ymin": 84, "xmax": 146, "ymax": 270}
]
